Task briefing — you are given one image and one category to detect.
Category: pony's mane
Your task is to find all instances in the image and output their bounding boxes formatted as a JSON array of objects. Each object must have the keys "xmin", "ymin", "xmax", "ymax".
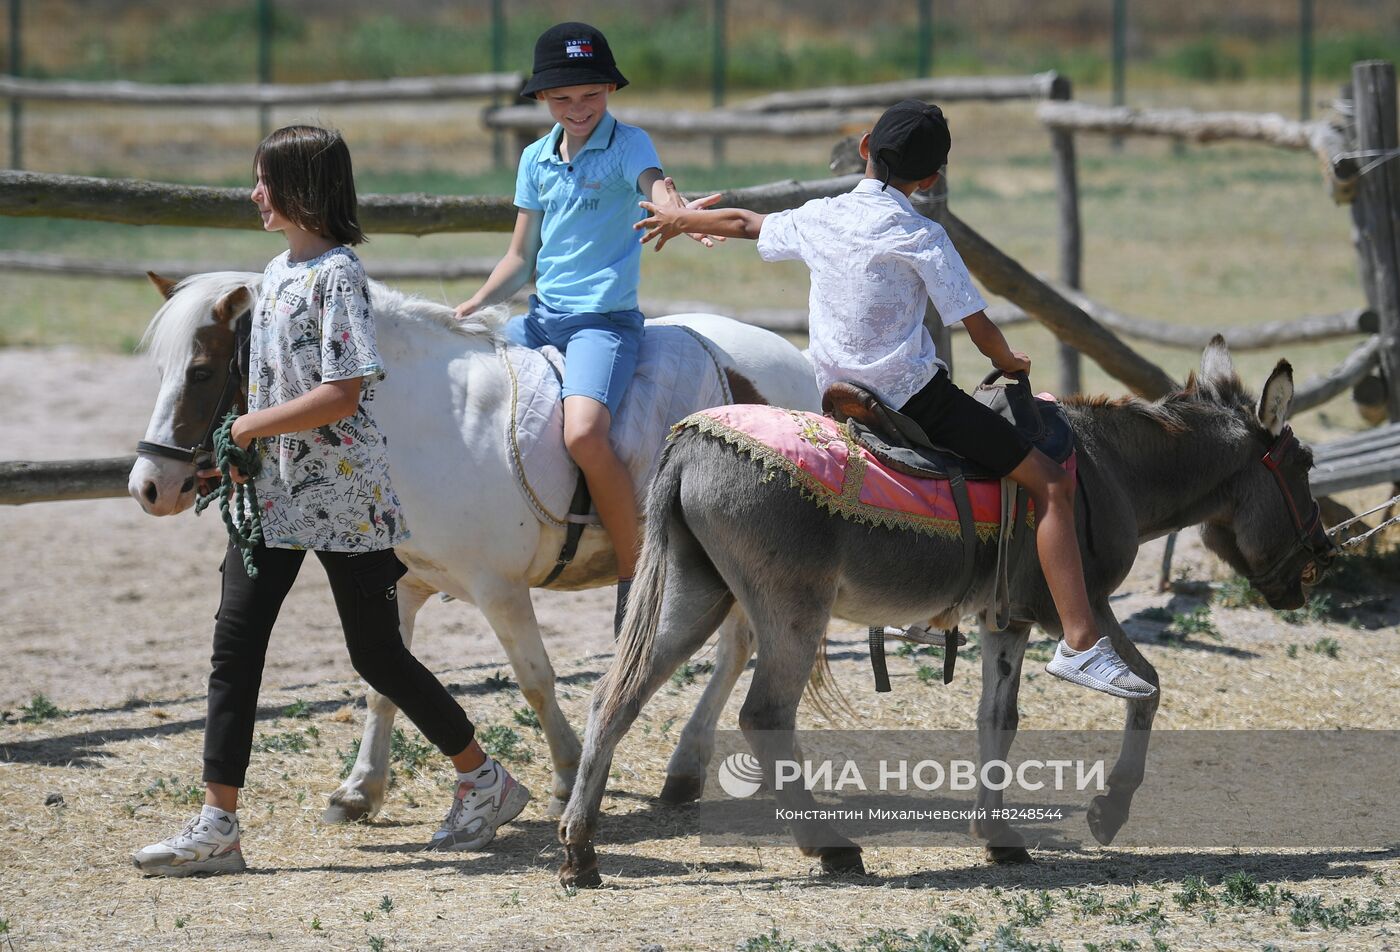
[
  {"xmin": 140, "ymin": 271, "xmax": 259, "ymax": 368},
  {"xmin": 140, "ymin": 272, "xmax": 508, "ymax": 367},
  {"xmin": 366, "ymin": 281, "xmax": 508, "ymax": 340}
]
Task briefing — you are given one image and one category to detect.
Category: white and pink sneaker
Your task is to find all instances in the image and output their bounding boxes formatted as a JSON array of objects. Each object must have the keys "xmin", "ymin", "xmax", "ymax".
[{"xmin": 428, "ymin": 759, "xmax": 531, "ymax": 852}]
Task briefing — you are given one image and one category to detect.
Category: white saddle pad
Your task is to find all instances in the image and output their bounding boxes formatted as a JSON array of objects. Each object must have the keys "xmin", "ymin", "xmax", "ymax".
[{"xmin": 503, "ymin": 324, "xmax": 732, "ymax": 528}]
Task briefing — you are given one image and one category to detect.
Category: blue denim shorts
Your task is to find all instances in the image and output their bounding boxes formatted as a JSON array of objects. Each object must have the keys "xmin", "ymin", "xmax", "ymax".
[{"xmin": 505, "ymin": 294, "xmax": 645, "ymax": 418}]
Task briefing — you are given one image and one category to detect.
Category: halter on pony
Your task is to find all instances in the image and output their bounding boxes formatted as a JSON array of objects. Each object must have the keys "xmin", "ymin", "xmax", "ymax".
[{"xmin": 136, "ymin": 313, "xmax": 252, "ymax": 468}]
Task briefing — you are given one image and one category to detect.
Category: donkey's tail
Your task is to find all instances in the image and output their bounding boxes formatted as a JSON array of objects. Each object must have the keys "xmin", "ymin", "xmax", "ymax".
[{"xmin": 600, "ymin": 439, "xmax": 686, "ymax": 723}]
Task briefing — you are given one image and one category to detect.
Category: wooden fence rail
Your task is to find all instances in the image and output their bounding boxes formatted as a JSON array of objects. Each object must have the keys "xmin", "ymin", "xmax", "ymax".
[
  {"xmin": 0, "ymin": 73, "xmax": 521, "ymax": 107},
  {"xmin": 0, "ymin": 458, "xmax": 136, "ymax": 505},
  {"xmin": 732, "ymin": 73, "xmax": 1067, "ymax": 112},
  {"xmin": 482, "ymin": 105, "xmax": 867, "ymax": 139}
]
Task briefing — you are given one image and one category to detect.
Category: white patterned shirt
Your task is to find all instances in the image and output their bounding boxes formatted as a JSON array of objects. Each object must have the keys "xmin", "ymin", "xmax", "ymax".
[
  {"xmin": 248, "ymin": 247, "xmax": 408, "ymax": 552},
  {"xmin": 756, "ymin": 177, "xmax": 987, "ymax": 408}
]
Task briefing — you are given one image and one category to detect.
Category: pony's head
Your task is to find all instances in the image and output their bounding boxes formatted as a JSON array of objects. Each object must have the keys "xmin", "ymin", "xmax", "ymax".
[
  {"xmin": 1188, "ymin": 336, "xmax": 1335, "ymax": 610},
  {"xmin": 129, "ymin": 271, "xmax": 259, "ymax": 516}
]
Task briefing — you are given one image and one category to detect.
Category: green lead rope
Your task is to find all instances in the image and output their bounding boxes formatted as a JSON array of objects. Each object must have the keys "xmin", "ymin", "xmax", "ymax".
[{"xmin": 194, "ymin": 411, "xmax": 265, "ymax": 579}]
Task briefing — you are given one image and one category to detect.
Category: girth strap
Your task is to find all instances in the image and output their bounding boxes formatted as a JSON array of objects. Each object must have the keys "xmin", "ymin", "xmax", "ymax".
[
  {"xmin": 540, "ymin": 475, "xmax": 593, "ymax": 587},
  {"xmin": 869, "ymin": 461, "xmax": 978, "ymax": 692}
]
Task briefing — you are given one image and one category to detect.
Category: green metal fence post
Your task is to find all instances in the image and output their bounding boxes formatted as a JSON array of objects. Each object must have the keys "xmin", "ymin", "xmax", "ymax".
[
  {"xmin": 257, "ymin": 0, "xmax": 272, "ymax": 137},
  {"xmin": 8, "ymin": 0, "xmax": 21, "ymax": 170},
  {"xmin": 712, "ymin": 0, "xmax": 726, "ymax": 167},
  {"xmin": 918, "ymin": 0, "xmax": 933, "ymax": 77},
  {"xmin": 491, "ymin": 0, "xmax": 505, "ymax": 170},
  {"xmin": 1299, "ymin": 0, "xmax": 1314, "ymax": 120},
  {"xmin": 1112, "ymin": 0, "xmax": 1126, "ymax": 150}
]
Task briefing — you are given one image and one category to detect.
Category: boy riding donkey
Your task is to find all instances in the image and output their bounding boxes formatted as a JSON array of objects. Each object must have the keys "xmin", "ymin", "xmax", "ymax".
[{"xmin": 638, "ymin": 101, "xmax": 1155, "ymax": 699}]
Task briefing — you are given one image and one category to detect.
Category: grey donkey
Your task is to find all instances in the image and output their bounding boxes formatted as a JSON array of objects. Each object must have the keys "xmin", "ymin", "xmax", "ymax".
[{"xmin": 558, "ymin": 338, "xmax": 1335, "ymax": 885}]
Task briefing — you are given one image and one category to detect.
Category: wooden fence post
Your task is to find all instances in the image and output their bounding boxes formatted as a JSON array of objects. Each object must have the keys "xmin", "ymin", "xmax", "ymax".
[
  {"xmin": 1049, "ymin": 73, "xmax": 1083, "ymax": 394},
  {"xmin": 1349, "ymin": 60, "xmax": 1400, "ymax": 422}
]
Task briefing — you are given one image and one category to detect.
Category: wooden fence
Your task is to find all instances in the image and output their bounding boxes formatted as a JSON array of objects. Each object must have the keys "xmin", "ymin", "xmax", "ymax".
[
  {"xmin": 4, "ymin": 67, "xmax": 1398, "ymax": 507},
  {"xmin": 0, "ymin": 73, "xmax": 521, "ymax": 107}
]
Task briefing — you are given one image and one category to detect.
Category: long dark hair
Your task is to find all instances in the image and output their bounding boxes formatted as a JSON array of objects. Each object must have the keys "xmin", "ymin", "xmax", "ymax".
[{"xmin": 254, "ymin": 125, "xmax": 367, "ymax": 246}]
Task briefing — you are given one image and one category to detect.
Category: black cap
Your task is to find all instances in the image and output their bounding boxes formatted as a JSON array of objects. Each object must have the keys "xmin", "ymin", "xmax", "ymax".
[
  {"xmin": 869, "ymin": 100, "xmax": 951, "ymax": 185},
  {"xmin": 520, "ymin": 22, "xmax": 629, "ymax": 99}
]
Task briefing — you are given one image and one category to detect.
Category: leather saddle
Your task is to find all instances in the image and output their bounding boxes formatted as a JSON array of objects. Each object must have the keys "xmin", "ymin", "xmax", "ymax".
[
  {"xmin": 820, "ymin": 370, "xmax": 1076, "ymax": 693},
  {"xmin": 821, "ymin": 370, "xmax": 1075, "ymax": 479}
]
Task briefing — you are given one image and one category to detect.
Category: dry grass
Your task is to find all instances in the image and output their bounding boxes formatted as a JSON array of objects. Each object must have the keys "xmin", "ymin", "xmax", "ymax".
[{"xmin": 0, "ymin": 535, "xmax": 1396, "ymax": 951}]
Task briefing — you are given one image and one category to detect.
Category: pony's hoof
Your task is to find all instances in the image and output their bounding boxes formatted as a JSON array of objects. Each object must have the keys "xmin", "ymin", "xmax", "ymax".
[
  {"xmin": 659, "ymin": 774, "xmax": 705, "ymax": 804},
  {"xmin": 1086, "ymin": 795, "xmax": 1126, "ymax": 846},
  {"xmin": 985, "ymin": 844, "xmax": 1035, "ymax": 865},
  {"xmin": 321, "ymin": 801, "xmax": 372, "ymax": 824},
  {"xmin": 559, "ymin": 842, "xmax": 601, "ymax": 889},
  {"xmin": 819, "ymin": 845, "xmax": 865, "ymax": 876}
]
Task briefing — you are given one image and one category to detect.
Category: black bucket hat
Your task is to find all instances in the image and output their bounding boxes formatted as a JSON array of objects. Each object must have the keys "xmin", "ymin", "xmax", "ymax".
[
  {"xmin": 869, "ymin": 100, "xmax": 951, "ymax": 185},
  {"xmin": 520, "ymin": 22, "xmax": 629, "ymax": 100}
]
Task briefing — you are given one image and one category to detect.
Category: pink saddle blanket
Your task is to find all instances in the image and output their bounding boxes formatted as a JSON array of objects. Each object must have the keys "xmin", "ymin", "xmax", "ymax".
[{"xmin": 675, "ymin": 404, "xmax": 1066, "ymax": 540}]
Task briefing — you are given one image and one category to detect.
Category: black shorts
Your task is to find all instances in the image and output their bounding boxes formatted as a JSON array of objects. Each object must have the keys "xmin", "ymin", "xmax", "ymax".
[{"xmin": 898, "ymin": 370, "xmax": 1033, "ymax": 478}]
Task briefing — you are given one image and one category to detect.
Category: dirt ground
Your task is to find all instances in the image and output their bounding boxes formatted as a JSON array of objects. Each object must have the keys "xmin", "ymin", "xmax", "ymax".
[{"xmin": 1, "ymin": 346, "xmax": 1397, "ymax": 950}]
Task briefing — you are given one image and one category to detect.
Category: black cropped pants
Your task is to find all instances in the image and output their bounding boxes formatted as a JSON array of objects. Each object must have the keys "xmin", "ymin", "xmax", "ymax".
[{"xmin": 202, "ymin": 541, "xmax": 474, "ymax": 788}]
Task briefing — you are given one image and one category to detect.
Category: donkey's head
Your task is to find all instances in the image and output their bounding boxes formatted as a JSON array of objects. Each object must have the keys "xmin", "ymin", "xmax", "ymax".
[
  {"xmin": 128, "ymin": 271, "xmax": 259, "ymax": 516},
  {"xmin": 1190, "ymin": 337, "xmax": 1335, "ymax": 610}
]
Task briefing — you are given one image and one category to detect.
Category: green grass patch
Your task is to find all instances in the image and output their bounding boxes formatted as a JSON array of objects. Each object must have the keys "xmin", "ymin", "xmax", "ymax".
[
  {"xmin": 253, "ymin": 729, "xmax": 315, "ymax": 754},
  {"xmin": 1162, "ymin": 606, "xmax": 1220, "ymax": 643},
  {"xmin": 19, "ymin": 693, "xmax": 69, "ymax": 724},
  {"xmin": 1215, "ymin": 576, "xmax": 1267, "ymax": 609},
  {"xmin": 477, "ymin": 724, "xmax": 532, "ymax": 765},
  {"xmin": 282, "ymin": 698, "xmax": 312, "ymax": 719},
  {"xmin": 670, "ymin": 659, "xmax": 716, "ymax": 689}
]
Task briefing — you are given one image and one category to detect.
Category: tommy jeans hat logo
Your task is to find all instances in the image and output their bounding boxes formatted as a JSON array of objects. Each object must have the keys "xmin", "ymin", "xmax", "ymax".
[{"xmin": 564, "ymin": 39, "xmax": 594, "ymax": 58}]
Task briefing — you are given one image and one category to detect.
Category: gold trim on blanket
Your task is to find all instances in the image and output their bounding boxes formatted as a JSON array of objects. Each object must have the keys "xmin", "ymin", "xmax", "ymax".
[{"xmin": 673, "ymin": 412, "xmax": 1003, "ymax": 542}]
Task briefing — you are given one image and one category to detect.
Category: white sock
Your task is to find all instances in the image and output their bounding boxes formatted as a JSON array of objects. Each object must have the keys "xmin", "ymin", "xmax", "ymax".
[
  {"xmin": 201, "ymin": 804, "xmax": 236, "ymax": 826},
  {"xmin": 459, "ymin": 759, "xmax": 499, "ymax": 787}
]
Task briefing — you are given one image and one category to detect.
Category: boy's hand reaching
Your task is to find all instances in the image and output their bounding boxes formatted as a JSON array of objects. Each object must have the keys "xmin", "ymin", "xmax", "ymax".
[{"xmin": 638, "ymin": 177, "xmax": 724, "ymax": 250}]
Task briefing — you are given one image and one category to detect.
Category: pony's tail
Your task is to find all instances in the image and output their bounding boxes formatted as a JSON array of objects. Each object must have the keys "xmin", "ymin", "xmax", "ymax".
[{"xmin": 600, "ymin": 439, "xmax": 685, "ymax": 723}]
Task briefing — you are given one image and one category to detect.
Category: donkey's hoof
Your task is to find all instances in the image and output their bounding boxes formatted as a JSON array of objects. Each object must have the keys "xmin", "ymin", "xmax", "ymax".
[
  {"xmin": 819, "ymin": 845, "xmax": 866, "ymax": 876},
  {"xmin": 1086, "ymin": 795, "xmax": 1126, "ymax": 846},
  {"xmin": 559, "ymin": 842, "xmax": 601, "ymax": 889},
  {"xmin": 985, "ymin": 844, "xmax": 1035, "ymax": 865},
  {"xmin": 544, "ymin": 795, "xmax": 570, "ymax": 819},
  {"xmin": 659, "ymin": 774, "xmax": 705, "ymax": 804},
  {"xmin": 322, "ymin": 801, "xmax": 373, "ymax": 824}
]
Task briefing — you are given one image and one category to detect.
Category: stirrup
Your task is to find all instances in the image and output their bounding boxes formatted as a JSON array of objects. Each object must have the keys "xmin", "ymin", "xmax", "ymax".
[{"xmin": 882, "ymin": 625, "xmax": 968, "ymax": 648}]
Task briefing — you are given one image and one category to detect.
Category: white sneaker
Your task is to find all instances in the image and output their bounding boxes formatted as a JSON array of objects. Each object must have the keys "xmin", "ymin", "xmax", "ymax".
[
  {"xmin": 132, "ymin": 810, "xmax": 246, "ymax": 877},
  {"xmin": 1046, "ymin": 637, "xmax": 1158, "ymax": 699},
  {"xmin": 428, "ymin": 761, "xmax": 531, "ymax": 852}
]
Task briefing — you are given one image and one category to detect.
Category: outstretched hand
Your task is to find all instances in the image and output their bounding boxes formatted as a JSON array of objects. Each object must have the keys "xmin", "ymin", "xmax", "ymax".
[{"xmin": 636, "ymin": 177, "xmax": 725, "ymax": 251}]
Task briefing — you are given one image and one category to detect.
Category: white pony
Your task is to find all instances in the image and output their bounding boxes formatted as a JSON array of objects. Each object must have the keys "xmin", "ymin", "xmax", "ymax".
[{"xmin": 130, "ymin": 271, "xmax": 819, "ymax": 817}]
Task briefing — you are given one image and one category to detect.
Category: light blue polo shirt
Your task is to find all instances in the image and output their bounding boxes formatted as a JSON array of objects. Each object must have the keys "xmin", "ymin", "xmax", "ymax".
[{"xmin": 514, "ymin": 113, "xmax": 662, "ymax": 313}]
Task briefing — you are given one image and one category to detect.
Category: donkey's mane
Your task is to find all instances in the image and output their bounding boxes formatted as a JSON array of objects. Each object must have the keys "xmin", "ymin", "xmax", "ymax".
[
  {"xmin": 140, "ymin": 271, "xmax": 506, "ymax": 367},
  {"xmin": 1065, "ymin": 373, "xmax": 1261, "ymax": 440}
]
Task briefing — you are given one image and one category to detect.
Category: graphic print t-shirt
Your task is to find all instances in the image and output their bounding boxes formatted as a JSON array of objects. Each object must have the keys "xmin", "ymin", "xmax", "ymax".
[{"xmin": 248, "ymin": 247, "xmax": 408, "ymax": 552}]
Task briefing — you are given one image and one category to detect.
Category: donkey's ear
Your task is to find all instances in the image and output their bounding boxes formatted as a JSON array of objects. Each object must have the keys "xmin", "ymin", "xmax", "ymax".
[
  {"xmin": 147, "ymin": 271, "xmax": 179, "ymax": 300},
  {"xmin": 213, "ymin": 286, "xmax": 253, "ymax": 326},
  {"xmin": 1199, "ymin": 335, "xmax": 1234, "ymax": 387},
  {"xmin": 1258, "ymin": 359, "xmax": 1294, "ymax": 436}
]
